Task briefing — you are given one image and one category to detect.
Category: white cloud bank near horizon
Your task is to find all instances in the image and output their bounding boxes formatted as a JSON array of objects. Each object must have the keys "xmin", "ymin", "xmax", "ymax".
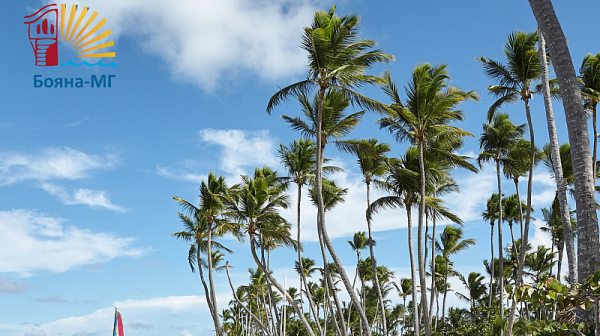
[
  {"xmin": 0, "ymin": 209, "xmax": 146, "ymax": 276},
  {"xmin": 49, "ymin": 0, "xmax": 322, "ymax": 91}
]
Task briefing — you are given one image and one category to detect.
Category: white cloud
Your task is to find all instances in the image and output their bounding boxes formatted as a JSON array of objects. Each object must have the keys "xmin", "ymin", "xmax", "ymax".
[
  {"xmin": 51, "ymin": 0, "xmax": 320, "ymax": 91},
  {"xmin": 156, "ymin": 165, "xmax": 204, "ymax": 184},
  {"xmin": 40, "ymin": 184, "xmax": 126, "ymax": 212},
  {"xmin": 0, "ymin": 210, "xmax": 145, "ymax": 276},
  {"xmin": 0, "ymin": 147, "xmax": 117, "ymax": 185},
  {"xmin": 199, "ymin": 129, "xmax": 278, "ymax": 175}
]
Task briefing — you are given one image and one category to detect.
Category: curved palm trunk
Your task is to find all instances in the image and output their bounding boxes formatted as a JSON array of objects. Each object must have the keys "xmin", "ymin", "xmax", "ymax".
[
  {"xmin": 205, "ymin": 227, "xmax": 223, "ymax": 336},
  {"xmin": 507, "ymin": 97, "xmax": 535, "ymax": 336},
  {"xmin": 528, "ymin": 0, "xmax": 599, "ymax": 289},
  {"xmin": 249, "ymin": 233, "xmax": 315, "ymax": 336},
  {"xmin": 495, "ymin": 159, "xmax": 505, "ymax": 336},
  {"xmin": 367, "ymin": 182, "xmax": 388, "ymax": 336},
  {"xmin": 417, "ymin": 141, "xmax": 432, "ymax": 336},
  {"xmin": 406, "ymin": 205, "xmax": 420, "ymax": 336},
  {"xmin": 198, "ymin": 242, "xmax": 219, "ymax": 332},
  {"xmin": 314, "ymin": 87, "xmax": 370, "ymax": 336},
  {"xmin": 513, "ymin": 179, "xmax": 525, "ymax": 240},
  {"xmin": 317, "ymin": 228, "xmax": 347, "ymax": 336}
]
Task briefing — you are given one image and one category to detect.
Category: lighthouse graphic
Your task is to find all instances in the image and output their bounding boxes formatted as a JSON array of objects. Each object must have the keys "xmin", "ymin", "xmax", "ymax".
[
  {"xmin": 24, "ymin": 4, "xmax": 58, "ymax": 66},
  {"xmin": 24, "ymin": 4, "xmax": 116, "ymax": 67}
]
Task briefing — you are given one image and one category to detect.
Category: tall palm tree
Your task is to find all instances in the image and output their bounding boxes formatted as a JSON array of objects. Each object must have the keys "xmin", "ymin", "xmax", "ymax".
[
  {"xmin": 228, "ymin": 167, "xmax": 315, "ymax": 336},
  {"xmin": 173, "ymin": 172, "xmax": 240, "ymax": 336},
  {"xmin": 528, "ymin": 0, "xmax": 599, "ymax": 299},
  {"xmin": 266, "ymin": 8, "xmax": 393, "ymax": 335},
  {"xmin": 350, "ymin": 138, "xmax": 391, "ymax": 335},
  {"xmin": 378, "ymin": 65, "xmax": 478, "ymax": 336},
  {"xmin": 435, "ymin": 225, "xmax": 475, "ymax": 327},
  {"xmin": 503, "ymin": 194, "xmax": 531, "ymax": 252},
  {"xmin": 478, "ymin": 112, "xmax": 525, "ymax": 323}
]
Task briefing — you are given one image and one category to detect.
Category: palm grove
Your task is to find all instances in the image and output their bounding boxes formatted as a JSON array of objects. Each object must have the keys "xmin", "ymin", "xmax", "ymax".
[{"xmin": 172, "ymin": 2, "xmax": 600, "ymax": 336}]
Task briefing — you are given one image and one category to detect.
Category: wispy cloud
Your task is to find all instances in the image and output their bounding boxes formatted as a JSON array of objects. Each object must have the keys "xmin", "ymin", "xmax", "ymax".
[
  {"xmin": 35, "ymin": 295, "xmax": 68, "ymax": 303},
  {"xmin": 50, "ymin": 0, "xmax": 321, "ymax": 91},
  {"xmin": 40, "ymin": 184, "xmax": 126, "ymax": 212},
  {"xmin": 0, "ymin": 147, "xmax": 117, "ymax": 186},
  {"xmin": 0, "ymin": 210, "xmax": 146, "ymax": 276},
  {"xmin": 0, "ymin": 278, "xmax": 32, "ymax": 294}
]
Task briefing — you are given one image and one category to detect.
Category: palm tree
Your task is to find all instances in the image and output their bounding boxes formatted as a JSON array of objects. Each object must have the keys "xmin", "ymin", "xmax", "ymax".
[
  {"xmin": 350, "ymin": 138, "xmax": 391, "ymax": 334},
  {"xmin": 524, "ymin": 245, "xmax": 555, "ymax": 286},
  {"xmin": 482, "ymin": 193, "xmax": 499, "ymax": 309},
  {"xmin": 228, "ymin": 167, "xmax": 314, "ymax": 336},
  {"xmin": 378, "ymin": 65, "xmax": 478, "ymax": 336},
  {"xmin": 456, "ymin": 272, "xmax": 487, "ymax": 310},
  {"xmin": 266, "ymin": 8, "xmax": 393, "ymax": 335},
  {"xmin": 528, "ymin": 0, "xmax": 599, "ymax": 297},
  {"xmin": 436, "ymin": 225, "xmax": 475, "ymax": 327},
  {"xmin": 478, "ymin": 112, "xmax": 525, "ymax": 323},
  {"xmin": 503, "ymin": 194, "xmax": 531, "ymax": 252},
  {"xmin": 397, "ymin": 278, "xmax": 413, "ymax": 336},
  {"xmin": 173, "ymin": 172, "xmax": 240, "ymax": 336}
]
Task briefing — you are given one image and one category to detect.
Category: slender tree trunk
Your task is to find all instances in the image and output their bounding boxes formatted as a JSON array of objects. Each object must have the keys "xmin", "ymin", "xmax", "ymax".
[
  {"xmin": 441, "ymin": 259, "xmax": 449, "ymax": 330},
  {"xmin": 514, "ymin": 179, "xmax": 525, "ymax": 240},
  {"xmin": 528, "ymin": 0, "xmax": 599, "ymax": 293},
  {"xmin": 593, "ymin": 104, "xmax": 597, "ymax": 178},
  {"xmin": 417, "ymin": 140, "xmax": 432, "ymax": 336},
  {"xmin": 406, "ymin": 205, "xmax": 420, "ymax": 336},
  {"xmin": 489, "ymin": 221, "xmax": 495, "ymax": 310},
  {"xmin": 509, "ymin": 222, "xmax": 517, "ymax": 255},
  {"xmin": 429, "ymin": 213, "xmax": 437, "ymax": 328},
  {"xmin": 317, "ymin": 229, "xmax": 347, "ymax": 336},
  {"xmin": 496, "ymin": 159, "xmax": 505, "ymax": 336},
  {"xmin": 315, "ymin": 87, "xmax": 370, "ymax": 336},
  {"xmin": 203, "ymin": 230, "xmax": 223, "ymax": 336},
  {"xmin": 367, "ymin": 182, "xmax": 388, "ymax": 336},
  {"xmin": 557, "ymin": 240, "xmax": 564, "ymax": 281},
  {"xmin": 297, "ymin": 184, "xmax": 305, "ymax": 314},
  {"xmin": 537, "ymin": 30, "xmax": 578, "ymax": 284},
  {"xmin": 250, "ymin": 233, "xmax": 316, "ymax": 336},
  {"xmin": 507, "ymin": 96, "xmax": 535, "ymax": 336}
]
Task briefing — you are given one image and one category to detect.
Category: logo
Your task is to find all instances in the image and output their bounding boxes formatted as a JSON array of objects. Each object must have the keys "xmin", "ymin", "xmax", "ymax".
[{"xmin": 25, "ymin": 4, "xmax": 116, "ymax": 67}]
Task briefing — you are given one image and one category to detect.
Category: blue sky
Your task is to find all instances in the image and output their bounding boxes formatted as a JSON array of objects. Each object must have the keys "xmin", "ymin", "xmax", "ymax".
[{"xmin": 1, "ymin": 1, "xmax": 599, "ymax": 335}]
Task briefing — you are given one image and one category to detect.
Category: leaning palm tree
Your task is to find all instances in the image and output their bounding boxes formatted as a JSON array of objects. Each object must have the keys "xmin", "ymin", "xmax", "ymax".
[
  {"xmin": 173, "ymin": 172, "xmax": 240, "ymax": 336},
  {"xmin": 378, "ymin": 65, "xmax": 478, "ymax": 336},
  {"xmin": 527, "ymin": 3, "xmax": 599, "ymax": 323},
  {"xmin": 228, "ymin": 167, "xmax": 315, "ymax": 336},
  {"xmin": 266, "ymin": 8, "xmax": 393, "ymax": 335},
  {"xmin": 478, "ymin": 112, "xmax": 525, "ymax": 323},
  {"xmin": 436, "ymin": 225, "xmax": 475, "ymax": 327}
]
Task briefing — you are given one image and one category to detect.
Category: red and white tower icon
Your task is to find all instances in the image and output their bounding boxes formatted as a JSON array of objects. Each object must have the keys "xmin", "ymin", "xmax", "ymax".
[{"xmin": 24, "ymin": 4, "xmax": 58, "ymax": 66}]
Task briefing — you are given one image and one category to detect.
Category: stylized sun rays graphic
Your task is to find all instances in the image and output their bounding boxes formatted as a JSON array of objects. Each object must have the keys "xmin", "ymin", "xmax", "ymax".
[{"xmin": 60, "ymin": 4, "xmax": 115, "ymax": 58}]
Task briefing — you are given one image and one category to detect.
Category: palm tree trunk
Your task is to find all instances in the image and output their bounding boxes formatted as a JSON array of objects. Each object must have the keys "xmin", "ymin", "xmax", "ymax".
[
  {"xmin": 417, "ymin": 140, "xmax": 432, "ymax": 336},
  {"xmin": 557, "ymin": 240, "xmax": 564, "ymax": 281},
  {"xmin": 509, "ymin": 223, "xmax": 517, "ymax": 255},
  {"xmin": 317, "ymin": 230, "xmax": 347, "ymax": 336},
  {"xmin": 429, "ymin": 210, "xmax": 437, "ymax": 326},
  {"xmin": 507, "ymin": 96, "xmax": 535, "ymax": 336},
  {"xmin": 249, "ymin": 233, "xmax": 315, "ymax": 336},
  {"xmin": 513, "ymin": 179, "xmax": 525, "ymax": 240},
  {"xmin": 441, "ymin": 259, "xmax": 449, "ymax": 329},
  {"xmin": 537, "ymin": 30, "xmax": 578, "ymax": 284},
  {"xmin": 406, "ymin": 205, "xmax": 420, "ymax": 336},
  {"xmin": 367, "ymin": 182, "xmax": 388, "ymax": 336},
  {"xmin": 206, "ymin": 220, "xmax": 224, "ymax": 336},
  {"xmin": 496, "ymin": 159, "xmax": 505, "ymax": 336},
  {"xmin": 297, "ymin": 184, "xmax": 305, "ymax": 314},
  {"xmin": 593, "ymin": 103, "xmax": 597, "ymax": 178},
  {"xmin": 315, "ymin": 87, "xmax": 371, "ymax": 336},
  {"xmin": 528, "ymin": 0, "xmax": 599, "ymax": 290},
  {"xmin": 489, "ymin": 221, "xmax": 495, "ymax": 310}
]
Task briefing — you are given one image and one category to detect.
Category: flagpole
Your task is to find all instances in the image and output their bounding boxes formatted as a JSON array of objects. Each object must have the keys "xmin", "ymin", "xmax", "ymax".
[{"xmin": 112, "ymin": 306, "xmax": 118, "ymax": 336}]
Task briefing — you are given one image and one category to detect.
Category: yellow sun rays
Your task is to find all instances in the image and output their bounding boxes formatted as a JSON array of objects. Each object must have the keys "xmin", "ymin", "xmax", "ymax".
[{"xmin": 60, "ymin": 4, "xmax": 115, "ymax": 58}]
